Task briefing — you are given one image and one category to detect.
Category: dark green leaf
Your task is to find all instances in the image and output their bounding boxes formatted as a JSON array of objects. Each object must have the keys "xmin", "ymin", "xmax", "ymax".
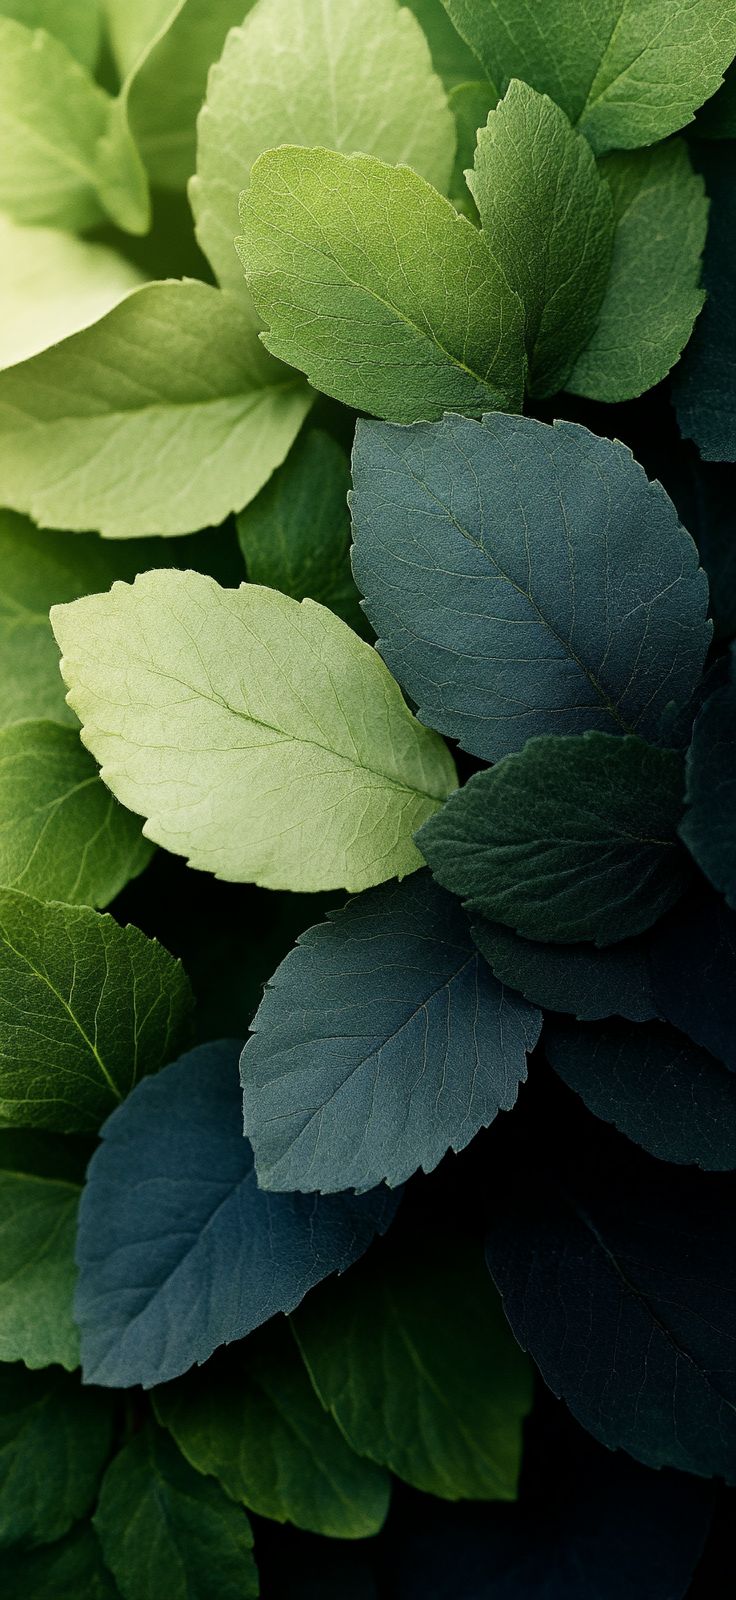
[
  {"xmin": 350, "ymin": 414, "xmax": 710, "ymax": 762},
  {"xmin": 0, "ymin": 1130, "xmax": 84, "ymax": 1368},
  {"xmin": 418, "ymin": 733, "xmax": 690, "ymax": 946},
  {"xmin": 94, "ymin": 1425, "xmax": 258, "ymax": 1600},
  {"xmin": 649, "ymin": 889, "xmax": 736, "ymax": 1070},
  {"xmin": 675, "ymin": 144, "xmax": 736, "ymax": 461},
  {"xmin": 1, "ymin": 1522, "xmax": 119, "ymax": 1600},
  {"xmin": 472, "ymin": 919, "xmax": 657, "ymax": 1023},
  {"xmin": 242, "ymin": 872, "xmax": 540, "ymax": 1192},
  {"xmin": 154, "ymin": 1321, "xmax": 390, "ymax": 1538},
  {"xmin": 0, "ymin": 1365, "xmax": 113, "ymax": 1548},
  {"xmin": 546, "ymin": 1017, "xmax": 736, "ymax": 1168},
  {"xmin": 237, "ymin": 430, "xmax": 367, "ymax": 637},
  {"xmin": 294, "ymin": 1235, "xmax": 532, "ymax": 1500},
  {"xmin": 680, "ymin": 657, "xmax": 736, "ymax": 907}
]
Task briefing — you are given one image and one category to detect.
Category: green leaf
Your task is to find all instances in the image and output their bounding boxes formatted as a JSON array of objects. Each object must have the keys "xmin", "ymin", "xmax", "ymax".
[
  {"xmin": 192, "ymin": 0, "xmax": 455, "ymax": 300},
  {"xmin": 467, "ymin": 81, "xmax": 614, "ymax": 397},
  {"xmin": 0, "ymin": 512, "xmax": 244, "ymax": 731},
  {"xmin": 108, "ymin": 0, "xmax": 255, "ymax": 192},
  {"xmin": 568, "ymin": 140, "xmax": 708, "ymax": 402},
  {"xmin": 419, "ymin": 733, "xmax": 690, "ymax": 946},
  {"xmin": 0, "ymin": 1131, "xmax": 85, "ymax": 1369},
  {"xmin": 154, "ymin": 1321, "xmax": 390, "ymax": 1539},
  {"xmin": 350, "ymin": 414, "xmax": 711, "ymax": 762},
  {"xmin": 293, "ymin": 1236, "xmax": 533, "ymax": 1500},
  {"xmin": 0, "ymin": 1364, "xmax": 113, "ymax": 1548},
  {"xmin": 447, "ymin": 79, "xmax": 498, "ymax": 210},
  {"xmin": 1, "ymin": 1522, "xmax": 119, "ymax": 1600},
  {"xmin": 0, "ymin": 215, "xmax": 142, "ymax": 371},
  {"xmin": 242, "ymin": 872, "xmax": 540, "ymax": 1193},
  {"xmin": 441, "ymin": 0, "xmax": 736, "ymax": 154},
  {"xmin": 51, "ymin": 570, "xmax": 457, "ymax": 894},
  {"xmin": 472, "ymin": 919, "xmax": 658, "ymax": 1024},
  {"xmin": 237, "ymin": 147, "xmax": 526, "ymax": 423},
  {"xmin": 94, "ymin": 1425, "xmax": 259, "ymax": 1600},
  {"xmin": 236, "ymin": 430, "xmax": 367, "ymax": 637},
  {"xmin": 0, "ymin": 720, "xmax": 152, "ymax": 908},
  {"xmin": 674, "ymin": 144, "xmax": 736, "ymax": 462},
  {"xmin": 0, "ymin": 18, "xmax": 149, "ymax": 233},
  {"xmin": 0, "ymin": 281, "xmax": 314, "ymax": 538},
  {"xmin": 0, "ymin": 889, "xmax": 193, "ymax": 1131},
  {"xmin": 0, "ymin": 1, "xmax": 101, "ymax": 68}
]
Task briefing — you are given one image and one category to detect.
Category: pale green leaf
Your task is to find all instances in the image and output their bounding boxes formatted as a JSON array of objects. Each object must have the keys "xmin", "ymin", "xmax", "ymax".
[
  {"xmin": 94, "ymin": 1425, "xmax": 258, "ymax": 1600},
  {"xmin": 0, "ymin": 215, "xmax": 142, "ymax": 371},
  {"xmin": 441, "ymin": 0, "xmax": 736, "ymax": 154},
  {"xmin": 467, "ymin": 80, "xmax": 614, "ymax": 396},
  {"xmin": 294, "ymin": 1236, "xmax": 533, "ymax": 1500},
  {"xmin": 0, "ymin": 889, "xmax": 193, "ymax": 1131},
  {"xmin": 0, "ymin": 280, "xmax": 313, "ymax": 537},
  {"xmin": 51, "ymin": 570, "xmax": 458, "ymax": 893},
  {"xmin": 0, "ymin": 720, "xmax": 152, "ymax": 907},
  {"xmin": 0, "ymin": 0, "xmax": 100, "ymax": 68},
  {"xmin": 192, "ymin": 0, "xmax": 455, "ymax": 300},
  {"xmin": 107, "ymin": 0, "xmax": 254, "ymax": 191},
  {"xmin": 0, "ymin": 18, "xmax": 149, "ymax": 233},
  {"xmin": 0, "ymin": 1132, "xmax": 84, "ymax": 1370},
  {"xmin": 238, "ymin": 146, "xmax": 526, "ymax": 422},
  {"xmin": 0, "ymin": 1364, "xmax": 113, "ymax": 1547},
  {"xmin": 568, "ymin": 140, "xmax": 708, "ymax": 402},
  {"xmin": 154, "ymin": 1321, "xmax": 390, "ymax": 1538}
]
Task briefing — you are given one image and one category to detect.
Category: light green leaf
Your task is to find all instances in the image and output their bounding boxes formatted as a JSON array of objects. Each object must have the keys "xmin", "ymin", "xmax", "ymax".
[
  {"xmin": 467, "ymin": 80, "xmax": 614, "ymax": 397},
  {"xmin": 0, "ymin": 889, "xmax": 193, "ymax": 1131},
  {"xmin": 51, "ymin": 570, "xmax": 457, "ymax": 893},
  {"xmin": 236, "ymin": 429, "xmax": 368, "ymax": 637},
  {"xmin": 0, "ymin": 18, "xmax": 149, "ymax": 233},
  {"xmin": 0, "ymin": 280, "xmax": 313, "ymax": 538},
  {"xmin": 0, "ymin": 0, "xmax": 100, "ymax": 68},
  {"xmin": 238, "ymin": 147, "xmax": 526, "ymax": 422},
  {"xmin": 0, "ymin": 1364, "xmax": 113, "ymax": 1548},
  {"xmin": 94, "ymin": 1425, "xmax": 258, "ymax": 1600},
  {"xmin": 154, "ymin": 1321, "xmax": 390, "ymax": 1538},
  {"xmin": 294, "ymin": 1236, "xmax": 533, "ymax": 1500},
  {"xmin": 192, "ymin": 0, "xmax": 455, "ymax": 300},
  {"xmin": 0, "ymin": 1132, "xmax": 84, "ymax": 1370},
  {"xmin": 0, "ymin": 720, "xmax": 152, "ymax": 907},
  {"xmin": 568, "ymin": 140, "xmax": 708, "ymax": 402},
  {"xmin": 0, "ymin": 216, "xmax": 142, "ymax": 371},
  {"xmin": 1, "ymin": 1522, "xmax": 119, "ymax": 1600},
  {"xmin": 441, "ymin": 0, "xmax": 736, "ymax": 154},
  {"xmin": 107, "ymin": 0, "xmax": 254, "ymax": 191}
]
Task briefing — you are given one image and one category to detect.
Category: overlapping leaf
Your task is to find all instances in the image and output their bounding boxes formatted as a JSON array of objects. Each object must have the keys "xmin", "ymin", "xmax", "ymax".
[
  {"xmin": 0, "ymin": 1365, "xmax": 113, "ymax": 1548},
  {"xmin": 243, "ymin": 871, "xmax": 540, "ymax": 1193},
  {"xmin": 74, "ymin": 1041, "xmax": 400, "ymax": 1388},
  {"xmin": 680, "ymin": 652, "xmax": 736, "ymax": 907},
  {"xmin": 155, "ymin": 1321, "xmax": 391, "ymax": 1538},
  {"xmin": 94, "ymin": 1425, "xmax": 258, "ymax": 1600},
  {"xmin": 441, "ymin": 0, "xmax": 736, "ymax": 153},
  {"xmin": 0, "ymin": 720, "xmax": 152, "ymax": 907},
  {"xmin": 472, "ymin": 920, "xmax": 657, "ymax": 1023},
  {"xmin": 0, "ymin": 281, "xmax": 313, "ymax": 538},
  {"xmin": 467, "ymin": 81, "xmax": 614, "ymax": 396},
  {"xmin": 0, "ymin": 1132, "xmax": 86, "ymax": 1369},
  {"xmin": 193, "ymin": 0, "xmax": 455, "ymax": 298},
  {"xmin": 0, "ymin": 217, "xmax": 141, "ymax": 371},
  {"xmin": 52, "ymin": 570, "xmax": 456, "ymax": 894},
  {"xmin": 546, "ymin": 1018, "xmax": 736, "ymax": 1168},
  {"xmin": 237, "ymin": 147, "xmax": 526, "ymax": 422},
  {"xmin": 419, "ymin": 733, "xmax": 690, "ymax": 945},
  {"xmin": 0, "ymin": 890, "xmax": 192, "ymax": 1131},
  {"xmin": 294, "ymin": 1235, "xmax": 533, "ymax": 1500},
  {"xmin": 351, "ymin": 413, "xmax": 710, "ymax": 762},
  {"xmin": 675, "ymin": 145, "xmax": 736, "ymax": 461}
]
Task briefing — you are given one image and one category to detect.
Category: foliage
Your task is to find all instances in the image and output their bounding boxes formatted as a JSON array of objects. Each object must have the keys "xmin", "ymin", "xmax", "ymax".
[{"xmin": 0, "ymin": 0, "xmax": 733, "ymax": 1592}]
